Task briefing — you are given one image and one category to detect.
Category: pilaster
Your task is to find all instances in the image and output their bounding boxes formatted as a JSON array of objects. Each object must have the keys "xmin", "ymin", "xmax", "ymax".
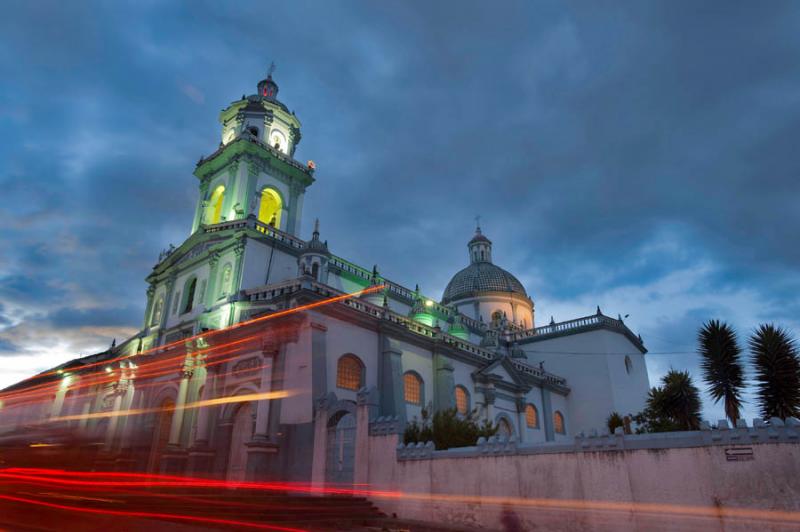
[
  {"xmin": 204, "ymin": 252, "xmax": 220, "ymax": 309},
  {"xmin": 541, "ymin": 387, "xmax": 554, "ymax": 442},
  {"xmin": 433, "ymin": 353, "xmax": 455, "ymax": 413},
  {"xmin": 378, "ymin": 335, "xmax": 405, "ymax": 423}
]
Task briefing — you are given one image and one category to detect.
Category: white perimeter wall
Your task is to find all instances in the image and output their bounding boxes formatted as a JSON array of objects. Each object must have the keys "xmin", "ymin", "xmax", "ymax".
[{"xmin": 365, "ymin": 434, "xmax": 800, "ymax": 531}]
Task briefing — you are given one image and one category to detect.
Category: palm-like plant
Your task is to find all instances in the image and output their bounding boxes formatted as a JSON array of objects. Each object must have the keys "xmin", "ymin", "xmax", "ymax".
[
  {"xmin": 650, "ymin": 370, "xmax": 702, "ymax": 430},
  {"xmin": 749, "ymin": 324, "xmax": 800, "ymax": 420},
  {"xmin": 698, "ymin": 320, "xmax": 745, "ymax": 425}
]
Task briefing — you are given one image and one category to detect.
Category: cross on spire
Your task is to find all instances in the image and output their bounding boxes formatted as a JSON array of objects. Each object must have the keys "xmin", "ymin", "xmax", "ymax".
[
  {"xmin": 268, "ymin": 61, "xmax": 276, "ymax": 78},
  {"xmin": 474, "ymin": 214, "xmax": 482, "ymax": 233}
]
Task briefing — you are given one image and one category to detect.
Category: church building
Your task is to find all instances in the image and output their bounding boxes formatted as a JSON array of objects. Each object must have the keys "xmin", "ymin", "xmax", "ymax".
[{"xmin": 0, "ymin": 71, "xmax": 650, "ymax": 484}]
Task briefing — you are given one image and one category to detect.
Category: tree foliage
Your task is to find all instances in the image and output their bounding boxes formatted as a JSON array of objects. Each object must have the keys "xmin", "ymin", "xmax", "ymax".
[
  {"xmin": 698, "ymin": 320, "xmax": 745, "ymax": 425},
  {"xmin": 749, "ymin": 324, "xmax": 800, "ymax": 420},
  {"xmin": 631, "ymin": 370, "xmax": 702, "ymax": 433},
  {"xmin": 403, "ymin": 406, "xmax": 498, "ymax": 450},
  {"xmin": 606, "ymin": 411, "xmax": 624, "ymax": 434}
]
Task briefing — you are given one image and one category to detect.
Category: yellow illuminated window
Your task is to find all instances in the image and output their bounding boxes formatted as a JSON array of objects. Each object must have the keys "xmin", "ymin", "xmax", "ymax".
[
  {"xmin": 336, "ymin": 355, "xmax": 363, "ymax": 391},
  {"xmin": 455, "ymin": 386, "xmax": 469, "ymax": 415},
  {"xmin": 525, "ymin": 404, "xmax": 538, "ymax": 428},
  {"xmin": 554, "ymin": 411, "xmax": 565, "ymax": 434},
  {"xmin": 404, "ymin": 373, "xmax": 422, "ymax": 405},
  {"xmin": 258, "ymin": 188, "xmax": 282, "ymax": 228},
  {"xmin": 207, "ymin": 185, "xmax": 225, "ymax": 224}
]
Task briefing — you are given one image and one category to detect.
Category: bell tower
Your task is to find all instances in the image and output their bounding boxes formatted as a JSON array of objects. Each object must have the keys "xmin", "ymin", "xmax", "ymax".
[{"xmin": 190, "ymin": 67, "xmax": 315, "ymax": 237}]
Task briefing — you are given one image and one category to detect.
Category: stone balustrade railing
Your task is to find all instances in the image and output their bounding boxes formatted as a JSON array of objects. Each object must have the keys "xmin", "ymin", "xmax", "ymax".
[
  {"xmin": 509, "ymin": 312, "xmax": 646, "ymax": 351},
  {"xmin": 243, "ymin": 277, "xmax": 567, "ymax": 386},
  {"xmin": 395, "ymin": 417, "xmax": 800, "ymax": 460}
]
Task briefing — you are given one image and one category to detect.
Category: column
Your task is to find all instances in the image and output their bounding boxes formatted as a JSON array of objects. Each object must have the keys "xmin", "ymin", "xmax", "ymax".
[
  {"xmin": 310, "ymin": 394, "xmax": 332, "ymax": 494},
  {"xmin": 310, "ymin": 322, "xmax": 327, "ymax": 401},
  {"xmin": 50, "ymin": 385, "xmax": 68, "ymax": 420},
  {"xmin": 378, "ymin": 335, "xmax": 405, "ymax": 423},
  {"xmin": 232, "ymin": 238, "xmax": 246, "ymax": 299},
  {"xmin": 160, "ymin": 275, "xmax": 177, "ymax": 335},
  {"xmin": 541, "ymin": 387, "xmax": 555, "ymax": 442},
  {"xmin": 354, "ymin": 387, "xmax": 379, "ymax": 487},
  {"xmin": 244, "ymin": 163, "xmax": 259, "ymax": 217},
  {"xmin": 432, "ymin": 353, "xmax": 455, "ymax": 413},
  {"xmin": 143, "ymin": 285, "xmax": 156, "ymax": 330},
  {"xmin": 484, "ymin": 386, "xmax": 496, "ymax": 422},
  {"xmin": 286, "ymin": 184, "xmax": 300, "ymax": 235},
  {"xmin": 515, "ymin": 398, "xmax": 526, "ymax": 443},
  {"xmin": 168, "ymin": 367, "xmax": 192, "ymax": 446},
  {"xmin": 104, "ymin": 393, "xmax": 124, "ymax": 449},
  {"xmin": 245, "ymin": 349, "xmax": 280, "ymax": 479},
  {"xmin": 187, "ymin": 364, "xmax": 216, "ymax": 476},
  {"xmin": 204, "ymin": 252, "xmax": 220, "ymax": 309},
  {"xmin": 252, "ymin": 352, "xmax": 274, "ymax": 441},
  {"xmin": 220, "ymin": 162, "xmax": 240, "ymax": 221},
  {"xmin": 192, "ymin": 368, "xmax": 215, "ymax": 447},
  {"xmin": 192, "ymin": 180, "xmax": 210, "ymax": 233}
]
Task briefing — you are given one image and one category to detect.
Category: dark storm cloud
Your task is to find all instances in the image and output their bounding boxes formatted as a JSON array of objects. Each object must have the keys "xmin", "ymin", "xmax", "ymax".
[{"xmin": 1, "ymin": 0, "xmax": 799, "ymax": 418}]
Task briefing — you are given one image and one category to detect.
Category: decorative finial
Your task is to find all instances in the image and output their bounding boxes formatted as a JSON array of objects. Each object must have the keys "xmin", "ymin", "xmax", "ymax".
[
  {"xmin": 313, "ymin": 218, "xmax": 320, "ymax": 236},
  {"xmin": 596, "ymin": 305, "xmax": 602, "ymax": 316},
  {"xmin": 474, "ymin": 214, "xmax": 482, "ymax": 233},
  {"xmin": 268, "ymin": 61, "xmax": 276, "ymax": 78}
]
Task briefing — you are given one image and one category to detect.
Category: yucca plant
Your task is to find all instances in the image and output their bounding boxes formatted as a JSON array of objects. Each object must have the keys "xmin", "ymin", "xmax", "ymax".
[
  {"xmin": 749, "ymin": 324, "xmax": 800, "ymax": 420},
  {"xmin": 698, "ymin": 320, "xmax": 745, "ymax": 425},
  {"xmin": 650, "ymin": 370, "xmax": 702, "ymax": 430}
]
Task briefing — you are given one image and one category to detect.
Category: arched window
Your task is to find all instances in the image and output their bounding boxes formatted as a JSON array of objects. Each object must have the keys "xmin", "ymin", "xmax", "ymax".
[
  {"xmin": 150, "ymin": 297, "xmax": 164, "ymax": 326},
  {"xmin": 270, "ymin": 129, "xmax": 287, "ymax": 153},
  {"xmin": 257, "ymin": 188, "xmax": 282, "ymax": 228},
  {"xmin": 247, "ymin": 126, "xmax": 259, "ymax": 137},
  {"xmin": 455, "ymin": 386, "xmax": 469, "ymax": 415},
  {"xmin": 336, "ymin": 355, "xmax": 363, "ymax": 391},
  {"xmin": 497, "ymin": 417, "xmax": 513, "ymax": 437},
  {"xmin": 403, "ymin": 372, "xmax": 423, "ymax": 405},
  {"xmin": 311, "ymin": 262, "xmax": 319, "ymax": 280},
  {"xmin": 554, "ymin": 411, "xmax": 566, "ymax": 435},
  {"xmin": 181, "ymin": 277, "xmax": 197, "ymax": 314},
  {"xmin": 219, "ymin": 263, "xmax": 233, "ymax": 298},
  {"xmin": 624, "ymin": 355, "xmax": 633, "ymax": 375},
  {"xmin": 207, "ymin": 185, "xmax": 225, "ymax": 225},
  {"xmin": 525, "ymin": 404, "xmax": 538, "ymax": 428}
]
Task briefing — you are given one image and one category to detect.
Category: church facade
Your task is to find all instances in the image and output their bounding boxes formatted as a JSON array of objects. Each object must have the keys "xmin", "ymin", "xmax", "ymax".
[{"xmin": 0, "ymin": 72, "xmax": 650, "ymax": 484}]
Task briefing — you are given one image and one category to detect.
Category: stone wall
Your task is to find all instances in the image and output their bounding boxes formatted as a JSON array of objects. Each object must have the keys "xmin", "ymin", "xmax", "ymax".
[{"xmin": 361, "ymin": 415, "xmax": 800, "ymax": 531}]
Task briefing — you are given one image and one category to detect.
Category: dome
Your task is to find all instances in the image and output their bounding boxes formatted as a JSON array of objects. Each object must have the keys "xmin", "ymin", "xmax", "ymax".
[{"xmin": 441, "ymin": 262, "xmax": 528, "ymax": 304}]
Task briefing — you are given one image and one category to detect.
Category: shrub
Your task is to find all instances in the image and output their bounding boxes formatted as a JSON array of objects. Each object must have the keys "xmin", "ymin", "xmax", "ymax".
[{"xmin": 403, "ymin": 406, "xmax": 498, "ymax": 450}]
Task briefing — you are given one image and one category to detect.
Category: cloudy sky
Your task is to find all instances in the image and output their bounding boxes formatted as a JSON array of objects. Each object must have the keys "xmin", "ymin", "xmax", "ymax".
[{"xmin": 1, "ymin": 1, "xmax": 799, "ymax": 422}]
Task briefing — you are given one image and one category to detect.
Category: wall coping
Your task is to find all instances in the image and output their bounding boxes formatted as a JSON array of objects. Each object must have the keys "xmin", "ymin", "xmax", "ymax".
[{"xmin": 396, "ymin": 417, "xmax": 800, "ymax": 460}]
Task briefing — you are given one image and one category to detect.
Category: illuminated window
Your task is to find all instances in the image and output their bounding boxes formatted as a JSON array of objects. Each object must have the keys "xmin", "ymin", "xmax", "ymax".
[
  {"xmin": 258, "ymin": 188, "xmax": 282, "ymax": 228},
  {"xmin": 270, "ymin": 129, "xmax": 287, "ymax": 153},
  {"xmin": 525, "ymin": 404, "xmax": 538, "ymax": 428},
  {"xmin": 207, "ymin": 185, "xmax": 225, "ymax": 224},
  {"xmin": 403, "ymin": 372, "xmax": 422, "ymax": 405},
  {"xmin": 336, "ymin": 355, "xmax": 363, "ymax": 391},
  {"xmin": 455, "ymin": 386, "xmax": 469, "ymax": 415},
  {"xmin": 554, "ymin": 411, "xmax": 565, "ymax": 435}
]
